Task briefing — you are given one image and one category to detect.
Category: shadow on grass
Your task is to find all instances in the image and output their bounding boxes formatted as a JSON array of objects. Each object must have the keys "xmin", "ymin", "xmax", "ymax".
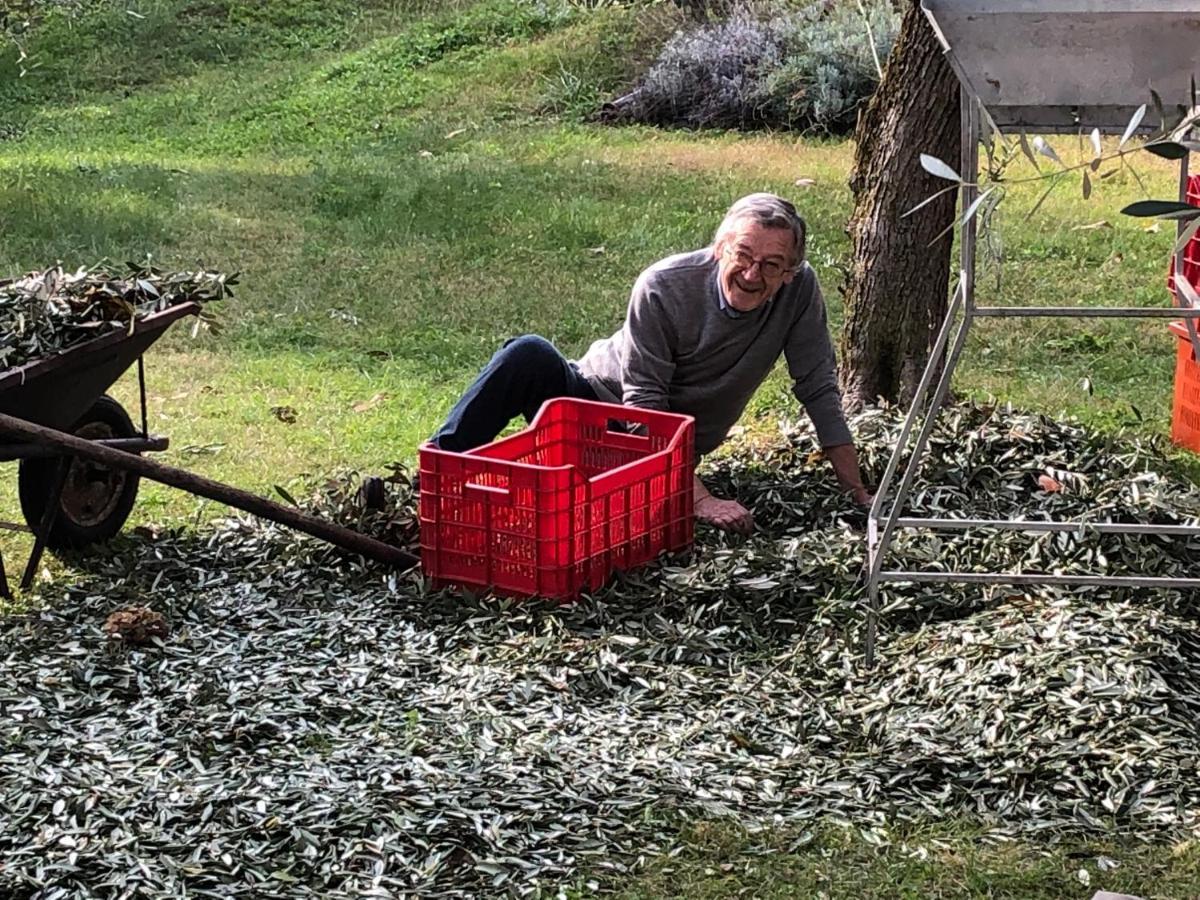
[
  {"xmin": 0, "ymin": 0, "xmax": 572, "ymax": 153},
  {"xmin": 0, "ymin": 0, "xmax": 438, "ymax": 109},
  {"xmin": 0, "ymin": 150, "xmax": 749, "ymax": 379}
]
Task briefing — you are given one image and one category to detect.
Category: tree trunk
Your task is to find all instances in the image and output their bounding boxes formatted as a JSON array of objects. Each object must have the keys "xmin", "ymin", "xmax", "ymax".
[{"xmin": 839, "ymin": 0, "xmax": 961, "ymax": 410}]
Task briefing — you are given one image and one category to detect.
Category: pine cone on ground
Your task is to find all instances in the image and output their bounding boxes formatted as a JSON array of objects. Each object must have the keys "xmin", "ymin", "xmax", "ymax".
[{"xmin": 102, "ymin": 607, "xmax": 168, "ymax": 645}]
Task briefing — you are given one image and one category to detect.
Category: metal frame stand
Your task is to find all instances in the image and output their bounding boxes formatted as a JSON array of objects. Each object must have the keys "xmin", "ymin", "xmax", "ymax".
[{"xmin": 864, "ymin": 92, "xmax": 1200, "ymax": 667}]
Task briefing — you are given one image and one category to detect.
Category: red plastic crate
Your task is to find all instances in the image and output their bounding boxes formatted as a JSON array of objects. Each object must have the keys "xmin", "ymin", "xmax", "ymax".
[
  {"xmin": 1167, "ymin": 174, "xmax": 1200, "ymax": 302},
  {"xmin": 419, "ymin": 398, "xmax": 694, "ymax": 600},
  {"xmin": 1169, "ymin": 321, "xmax": 1200, "ymax": 452}
]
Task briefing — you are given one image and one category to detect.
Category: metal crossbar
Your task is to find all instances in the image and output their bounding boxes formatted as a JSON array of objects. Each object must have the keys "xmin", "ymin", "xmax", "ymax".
[
  {"xmin": 892, "ymin": 517, "xmax": 1200, "ymax": 536},
  {"xmin": 878, "ymin": 572, "xmax": 1200, "ymax": 590},
  {"xmin": 976, "ymin": 307, "xmax": 1200, "ymax": 318}
]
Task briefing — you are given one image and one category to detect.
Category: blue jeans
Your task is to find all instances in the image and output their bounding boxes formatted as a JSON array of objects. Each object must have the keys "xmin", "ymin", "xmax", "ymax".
[{"xmin": 432, "ymin": 335, "xmax": 598, "ymax": 451}]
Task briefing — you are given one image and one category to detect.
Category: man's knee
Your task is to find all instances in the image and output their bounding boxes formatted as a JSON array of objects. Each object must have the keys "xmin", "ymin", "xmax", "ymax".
[{"xmin": 496, "ymin": 334, "xmax": 564, "ymax": 372}]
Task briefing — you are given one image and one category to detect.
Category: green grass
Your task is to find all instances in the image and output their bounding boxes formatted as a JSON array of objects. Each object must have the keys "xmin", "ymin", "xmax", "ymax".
[
  {"xmin": 0, "ymin": 0, "xmax": 865, "ymax": 533},
  {"xmin": 621, "ymin": 820, "xmax": 1200, "ymax": 899},
  {"xmin": 2, "ymin": 3, "xmax": 1199, "ymax": 894}
]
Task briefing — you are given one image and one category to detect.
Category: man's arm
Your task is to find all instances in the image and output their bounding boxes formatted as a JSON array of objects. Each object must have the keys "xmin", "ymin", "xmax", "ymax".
[
  {"xmin": 823, "ymin": 443, "xmax": 871, "ymax": 506},
  {"xmin": 784, "ymin": 270, "xmax": 854, "ymax": 447},
  {"xmin": 619, "ymin": 272, "xmax": 676, "ymax": 411},
  {"xmin": 619, "ymin": 262, "xmax": 762, "ymax": 534},
  {"xmin": 619, "ymin": 270, "xmax": 750, "ymax": 532},
  {"xmin": 781, "ymin": 269, "xmax": 871, "ymax": 504},
  {"xmin": 693, "ymin": 473, "xmax": 753, "ymax": 535}
]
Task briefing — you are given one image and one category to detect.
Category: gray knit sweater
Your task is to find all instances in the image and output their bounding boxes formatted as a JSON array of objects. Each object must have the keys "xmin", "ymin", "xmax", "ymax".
[{"xmin": 575, "ymin": 249, "xmax": 852, "ymax": 456}]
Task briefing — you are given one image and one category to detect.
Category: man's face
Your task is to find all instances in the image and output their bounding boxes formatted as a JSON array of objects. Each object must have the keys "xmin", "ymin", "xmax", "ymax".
[{"xmin": 714, "ymin": 221, "xmax": 797, "ymax": 313}]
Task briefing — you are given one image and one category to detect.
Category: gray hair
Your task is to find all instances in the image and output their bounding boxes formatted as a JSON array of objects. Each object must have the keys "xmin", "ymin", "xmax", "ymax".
[{"xmin": 712, "ymin": 193, "xmax": 807, "ymax": 268}]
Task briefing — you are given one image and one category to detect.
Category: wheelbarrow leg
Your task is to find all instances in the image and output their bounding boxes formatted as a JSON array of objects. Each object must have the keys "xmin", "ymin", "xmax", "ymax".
[{"xmin": 21, "ymin": 456, "xmax": 70, "ymax": 591}]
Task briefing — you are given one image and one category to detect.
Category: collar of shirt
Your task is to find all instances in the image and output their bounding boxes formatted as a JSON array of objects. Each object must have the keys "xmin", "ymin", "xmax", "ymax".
[{"xmin": 715, "ymin": 280, "xmax": 744, "ymax": 319}]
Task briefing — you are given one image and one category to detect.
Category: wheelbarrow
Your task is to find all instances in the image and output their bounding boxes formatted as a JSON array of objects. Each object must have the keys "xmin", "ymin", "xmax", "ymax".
[
  {"xmin": 0, "ymin": 302, "xmax": 199, "ymax": 594},
  {"xmin": 0, "ymin": 301, "xmax": 417, "ymax": 598}
]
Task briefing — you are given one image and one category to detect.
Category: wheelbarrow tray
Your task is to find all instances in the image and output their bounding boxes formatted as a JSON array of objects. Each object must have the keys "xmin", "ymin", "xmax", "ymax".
[{"xmin": 0, "ymin": 302, "xmax": 201, "ymax": 432}]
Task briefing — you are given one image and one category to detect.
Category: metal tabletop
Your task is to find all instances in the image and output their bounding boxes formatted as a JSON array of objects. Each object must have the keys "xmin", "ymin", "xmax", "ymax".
[{"xmin": 922, "ymin": 0, "xmax": 1200, "ymax": 131}]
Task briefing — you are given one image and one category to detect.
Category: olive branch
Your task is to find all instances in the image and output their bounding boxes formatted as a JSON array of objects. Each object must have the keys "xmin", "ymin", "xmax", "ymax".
[{"xmin": 912, "ymin": 86, "xmax": 1200, "ymax": 307}]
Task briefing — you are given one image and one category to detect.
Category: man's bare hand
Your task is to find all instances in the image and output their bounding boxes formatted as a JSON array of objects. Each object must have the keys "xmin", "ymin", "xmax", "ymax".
[{"xmin": 695, "ymin": 495, "xmax": 754, "ymax": 535}]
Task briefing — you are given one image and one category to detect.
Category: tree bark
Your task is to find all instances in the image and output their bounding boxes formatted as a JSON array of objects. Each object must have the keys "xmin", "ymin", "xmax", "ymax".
[{"xmin": 839, "ymin": 0, "xmax": 961, "ymax": 410}]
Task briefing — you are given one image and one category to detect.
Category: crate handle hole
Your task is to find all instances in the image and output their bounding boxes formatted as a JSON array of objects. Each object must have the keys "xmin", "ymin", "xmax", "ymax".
[
  {"xmin": 465, "ymin": 471, "xmax": 511, "ymax": 502},
  {"xmin": 606, "ymin": 418, "xmax": 649, "ymax": 440}
]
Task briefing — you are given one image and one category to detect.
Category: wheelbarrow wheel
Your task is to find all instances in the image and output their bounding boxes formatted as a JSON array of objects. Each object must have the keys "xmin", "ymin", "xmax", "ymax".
[{"xmin": 18, "ymin": 395, "xmax": 142, "ymax": 550}]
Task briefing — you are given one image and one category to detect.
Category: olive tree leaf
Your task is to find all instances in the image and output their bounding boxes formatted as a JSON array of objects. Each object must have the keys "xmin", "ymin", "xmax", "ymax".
[
  {"xmin": 980, "ymin": 104, "xmax": 1005, "ymax": 155},
  {"xmin": 1081, "ymin": 170, "xmax": 1092, "ymax": 200},
  {"xmin": 274, "ymin": 485, "xmax": 299, "ymax": 506},
  {"xmin": 930, "ymin": 188, "xmax": 995, "ymax": 244},
  {"xmin": 920, "ymin": 154, "xmax": 961, "ymax": 182},
  {"xmin": 1170, "ymin": 103, "xmax": 1200, "ymax": 142},
  {"xmin": 1090, "ymin": 127, "xmax": 1102, "ymax": 160},
  {"xmin": 1152, "ymin": 88, "xmax": 1166, "ymax": 129},
  {"xmin": 1120, "ymin": 200, "xmax": 1200, "ymax": 219},
  {"xmin": 901, "ymin": 184, "xmax": 960, "ymax": 219},
  {"xmin": 1143, "ymin": 141, "xmax": 1190, "ymax": 160},
  {"xmin": 1121, "ymin": 155, "xmax": 1151, "ymax": 196},
  {"xmin": 1032, "ymin": 136, "xmax": 1064, "ymax": 167},
  {"xmin": 1119, "ymin": 104, "xmax": 1147, "ymax": 148},
  {"xmin": 1018, "ymin": 132, "xmax": 1041, "ymax": 172},
  {"xmin": 980, "ymin": 105, "xmax": 994, "ymax": 154},
  {"xmin": 961, "ymin": 188, "xmax": 995, "ymax": 226}
]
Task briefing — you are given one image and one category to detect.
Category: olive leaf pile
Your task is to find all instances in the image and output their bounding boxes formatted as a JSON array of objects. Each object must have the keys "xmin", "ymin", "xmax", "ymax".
[
  {"xmin": 1, "ymin": 403, "xmax": 1198, "ymax": 897},
  {"xmin": 0, "ymin": 264, "xmax": 232, "ymax": 369}
]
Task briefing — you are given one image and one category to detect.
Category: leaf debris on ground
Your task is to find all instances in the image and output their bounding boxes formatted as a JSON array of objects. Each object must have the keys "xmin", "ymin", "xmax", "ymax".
[{"xmin": 1, "ymin": 404, "xmax": 1198, "ymax": 896}]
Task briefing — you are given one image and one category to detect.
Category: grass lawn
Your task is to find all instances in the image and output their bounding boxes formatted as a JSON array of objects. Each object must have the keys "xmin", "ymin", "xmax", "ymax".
[
  {"xmin": 1, "ymin": 1, "xmax": 1198, "ymax": 895},
  {"xmin": 620, "ymin": 820, "xmax": 1200, "ymax": 899}
]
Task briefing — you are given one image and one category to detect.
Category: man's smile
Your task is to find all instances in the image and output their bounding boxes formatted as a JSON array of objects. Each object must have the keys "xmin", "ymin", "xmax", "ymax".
[{"xmin": 733, "ymin": 276, "xmax": 764, "ymax": 293}]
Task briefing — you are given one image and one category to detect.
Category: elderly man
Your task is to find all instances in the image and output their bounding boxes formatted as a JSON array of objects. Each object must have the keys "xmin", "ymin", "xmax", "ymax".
[{"xmin": 424, "ymin": 192, "xmax": 869, "ymax": 534}]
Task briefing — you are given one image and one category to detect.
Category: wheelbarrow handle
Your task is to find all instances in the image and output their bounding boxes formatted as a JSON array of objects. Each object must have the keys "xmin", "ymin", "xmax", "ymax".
[{"xmin": 0, "ymin": 411, "xmax": 419, "ymax": 571}]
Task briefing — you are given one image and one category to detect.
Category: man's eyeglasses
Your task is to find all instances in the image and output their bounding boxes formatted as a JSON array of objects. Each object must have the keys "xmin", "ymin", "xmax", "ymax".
[{"xmin": 723, "ymin": 246, "xmax": 790, "ymax": 279}]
